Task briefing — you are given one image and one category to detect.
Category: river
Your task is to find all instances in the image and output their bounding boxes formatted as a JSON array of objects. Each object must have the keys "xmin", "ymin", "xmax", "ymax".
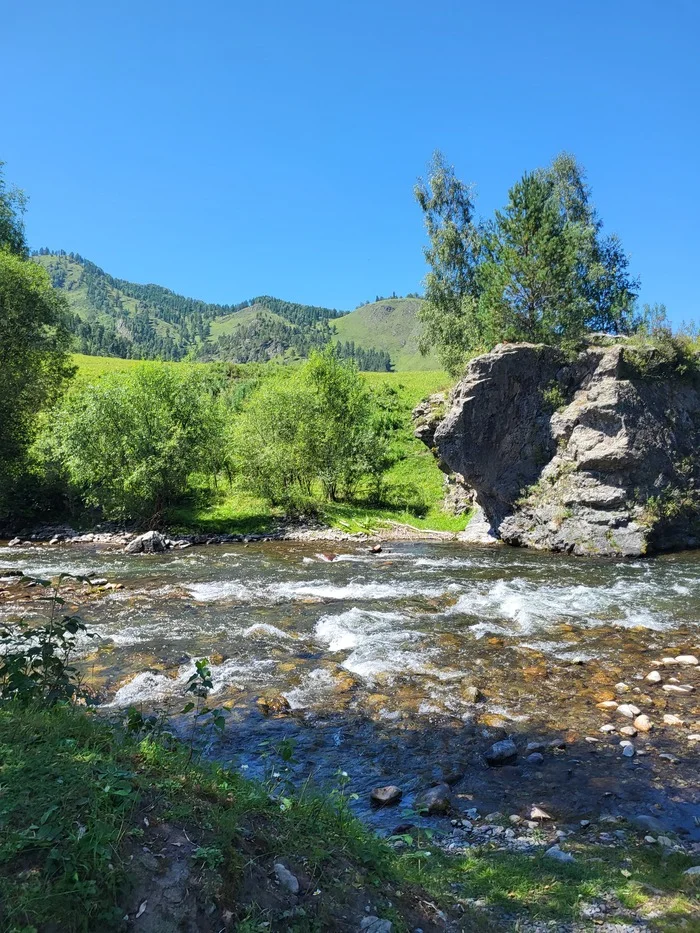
[{"xmin": 1, "ymin": 539, "xmax": 699, "ymax": 839}]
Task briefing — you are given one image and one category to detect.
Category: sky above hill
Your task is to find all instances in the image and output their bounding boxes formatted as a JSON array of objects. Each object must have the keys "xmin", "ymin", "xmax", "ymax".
[{"xmin": 5, "ymin": 0, "xmax": 699, "ymax": 323}]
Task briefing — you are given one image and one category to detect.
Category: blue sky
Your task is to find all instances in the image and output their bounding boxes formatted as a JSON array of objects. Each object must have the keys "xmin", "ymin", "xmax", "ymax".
[{"xmin": 4, "ymin": 0, "xmax": 699, "ymax": 322}]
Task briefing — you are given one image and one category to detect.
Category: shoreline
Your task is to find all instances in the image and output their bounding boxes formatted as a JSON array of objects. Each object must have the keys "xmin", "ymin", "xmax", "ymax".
[{"xmin": 0, "ymin": 518, "xmax": 463, "ymax": 551}]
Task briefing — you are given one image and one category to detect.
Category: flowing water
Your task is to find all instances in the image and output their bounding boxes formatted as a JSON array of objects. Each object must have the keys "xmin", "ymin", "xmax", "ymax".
[{"xmin": 2, "ymin": 539, "xmax": 699, "ymax": 837}]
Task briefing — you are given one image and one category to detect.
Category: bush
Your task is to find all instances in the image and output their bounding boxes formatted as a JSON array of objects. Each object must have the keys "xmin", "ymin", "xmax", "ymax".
[
  {"xmin": 50, "ymin": 364, "xmax": 229, "ymax": 521},
  {"xmin": 621, "ymin": 305, "xmax": 700, "ymax": 382},
  {"xmin": 231, "ymin": 348, "xmax": 393, "ymax": 509}
]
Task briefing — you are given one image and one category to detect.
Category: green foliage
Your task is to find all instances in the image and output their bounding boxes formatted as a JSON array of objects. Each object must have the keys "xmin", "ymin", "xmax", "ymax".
[
  {"xmin": 0, "ymin": 575, "xmax": 96, "ymax": 706},
  {"xmin": 414, "ymin": 151, "xmax": 483, "ymax": 374},
  {"xmin": 0, "ymin": 161, "xmax": 28, "ymax": 257},
  {"xmin": 231, "ymin": 347, "xmax": 393, "ymax": 509},
  {"xmin": 182, "ymin": 657, "xmax": 227, "ymax": 765},
  {"xmin": 0, "ymin": 200, "xmax": 74, "ymax": 516},
  {"xmin": 416, "ymin": 151, "xmax": 640, "ymax": 374},
  {"xmin": 49, "ymin": 363, "xmax": 229, "ymax": 521},
  {"xmin": 541, "ymin": 381, "xmax": 568, "ymax": 413},
  {"xmin": 622, "ymin": 304, "xmax": 700, "ymax": 381}
]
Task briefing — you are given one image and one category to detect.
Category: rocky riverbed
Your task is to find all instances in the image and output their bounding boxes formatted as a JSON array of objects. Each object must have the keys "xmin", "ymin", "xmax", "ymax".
[{"xmin": 1, "ymin": 538, "xmax": 699, "ymax": 873}]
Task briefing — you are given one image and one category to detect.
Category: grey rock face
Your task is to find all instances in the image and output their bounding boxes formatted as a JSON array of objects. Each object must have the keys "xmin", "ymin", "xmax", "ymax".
[{"xmin": 415, "ymin": 343, "xmax": 700, "ymax": 557}]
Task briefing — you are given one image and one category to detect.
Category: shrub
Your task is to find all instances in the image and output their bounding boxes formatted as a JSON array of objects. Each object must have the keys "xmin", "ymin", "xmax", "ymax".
[
  {"xmin": 50, "ymin": 364, "xmax": 229, "ymax": 521},
  {"xmin": 231, "ymin": 348, "xmax": 393, "ymax": 509}
]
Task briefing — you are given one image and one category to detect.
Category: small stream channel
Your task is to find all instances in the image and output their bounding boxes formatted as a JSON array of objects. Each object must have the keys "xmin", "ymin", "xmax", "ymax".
[{"xmin": 2, "ymin": 539, "xmax": 699, "ymax": 840}]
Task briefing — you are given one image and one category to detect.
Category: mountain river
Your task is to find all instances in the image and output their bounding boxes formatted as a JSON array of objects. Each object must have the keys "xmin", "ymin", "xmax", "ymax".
[{"xmin": 1, "ymin": 539, "xmax": 699, "ymax": 839}]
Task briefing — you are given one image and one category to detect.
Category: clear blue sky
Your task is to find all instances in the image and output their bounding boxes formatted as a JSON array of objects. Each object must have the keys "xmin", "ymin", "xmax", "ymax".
[{"xmin": 4, "ymin": 0, "xmax": 699, "ymax": 322}]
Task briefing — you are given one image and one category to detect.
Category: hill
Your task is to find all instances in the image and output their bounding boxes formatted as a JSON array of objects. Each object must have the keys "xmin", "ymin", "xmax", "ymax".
[
  {"xmin": 333, "ymin": 297, "xmax": 438, "ymax": 370},
  {"xmin": 33, "ymin": 251, "xmax": 429, "ymax": 370}
]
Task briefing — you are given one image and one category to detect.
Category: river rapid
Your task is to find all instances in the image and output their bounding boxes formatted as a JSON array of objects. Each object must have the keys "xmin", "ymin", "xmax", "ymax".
[{"xmin": 2, "ymin": 539, "xmax": 699, "ymax": 839}]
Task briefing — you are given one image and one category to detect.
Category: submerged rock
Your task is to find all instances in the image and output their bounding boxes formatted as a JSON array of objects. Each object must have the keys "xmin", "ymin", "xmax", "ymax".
[
  {"xmin": 370, "ymin": 785, "xmax": 402, "ymax": 807},
  {"xmin": 484, "ymin": 738, "xmax": 517, "ymax": 765},
  {"xmin": 414, "ymin": 342, "xmax": 700, "ymax": 556},
  {"xmin": 416, "ymin": 783, "xmax": 453, "ymax": 815},
  {"xmin": 256, "ymin": 694, "xmax": 292, "ymax": 716}
]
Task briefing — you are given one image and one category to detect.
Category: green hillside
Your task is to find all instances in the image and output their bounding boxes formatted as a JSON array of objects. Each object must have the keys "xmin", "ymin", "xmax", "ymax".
[
  {"xmin": 333, "ymin": 297, "xmax": 437, "ymax": 370},
  {"xmin": 33, "ymin": 251, "xmax": 431, "ymax": 370}
]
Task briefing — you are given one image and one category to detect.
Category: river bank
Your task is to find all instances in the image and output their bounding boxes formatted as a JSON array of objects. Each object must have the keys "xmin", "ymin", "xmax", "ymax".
[{"xmin": 1, "ymin": 517, "xmax": 464, "ymax": 551}]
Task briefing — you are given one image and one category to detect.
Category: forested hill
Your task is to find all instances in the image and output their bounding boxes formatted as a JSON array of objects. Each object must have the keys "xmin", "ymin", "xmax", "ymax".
[{"xmin": 31, "ymin": 250, "xmax": 427, "ymax": 370}]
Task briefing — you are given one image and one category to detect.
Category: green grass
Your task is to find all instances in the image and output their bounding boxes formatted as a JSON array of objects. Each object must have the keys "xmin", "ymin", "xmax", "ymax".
[
  {"xmin": 1, "ymin": 703, "xmax": 697, "ymax": 932},
  {"xmin": 72, "ymin": 353, "xmax": 145, "ymax": 378},
  {"xmin": 333, "ymin": 298, "xmax": 440, "ymax": 371},
  {"xmin": 208, "ymin": 303, "xmax": 287, "ymax": 338}
]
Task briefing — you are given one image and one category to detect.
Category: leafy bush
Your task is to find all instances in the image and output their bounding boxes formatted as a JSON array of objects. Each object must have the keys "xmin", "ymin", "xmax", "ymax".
[
  {"xmin": 621, "ymin": 304, "xmax": 700, "ymax": 382},
  {"xmin": 231, "ymin": 348, "xmax": 393, "ymax": 509},
  {"xmin": 50, "ymin": 364, "xmax": 229, "ymax": 521},
  {"xmin": 0, "ymin": 574, "xmax": 95, "ymax": 705}
]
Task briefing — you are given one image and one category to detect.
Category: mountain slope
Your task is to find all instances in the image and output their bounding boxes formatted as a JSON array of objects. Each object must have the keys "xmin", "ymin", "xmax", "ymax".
[
  {"xmin": 333, "ymin": 298, "xmax": 437, "ymax": 370},
  {"xmin": 32, "ymin": 251, "xmax": 431, "ymax": 370}
]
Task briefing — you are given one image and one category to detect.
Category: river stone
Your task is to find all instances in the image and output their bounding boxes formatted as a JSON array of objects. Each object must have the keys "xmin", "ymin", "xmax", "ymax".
[
  {"xmin": 675, "ymin": 655, "xmax": 699, "ymax": 665},
  {"xmin": 273, "ymin": 862, "xmax": 299, "ymax": 894},
  {"xmin": 484, "ymin": 738, "xmax": 517, "ymax": 765},
  {"xmin": 545, "ymin": 844, "xmax": 575, "ymax": 863},
  {"xmin": 257, "ymin": 694, "xmax": 292, "ymax": 715},
  {"xmin": 615, "ymin": 682, "xmax": 630, "ymax": 693},
  {"xmin": 360, "ymin": 918, "xmax": 392, "ymax": 933},
  {"xmin": 526, "ymin": 752, "xmax": 544, "ymax": 764},
  {"xmin": 622, "ymin": 744, "xmax": 636, "ymax": 757},
  {"xmin": 663, "ymin": 714, "xmax": 685, "ymax": 725},
  {"xmin": 416, "ymin": 783, "xmax": 453, "ymax": 815},
  {"xmin": 663, "ymin": 684, "xmax": 694, "ymax": 695},
  {"xmin": 531, "ymin": 806, "xmax": 552, "ymax": 821},
  {"xmin": 370, "ymin": 785, "xmax": 402, "ymax": 807},
  {"xmin": 600, "ymin": 724, "xmax": 616, "ymax": 733},
  {"xmin": 619, "ymin": 726, "xmax": 637, "ymax": 737},
  {"xmin": 597, "ymin": 700, "xmax": 619, "ymax": 710},
  {"xmin": 8, "ymin": 537, "xmax": 20, "ymax": 547},
  {"xmin": 125, "ymin": 530, "xmax": 168, "ymax": 554},
  {"xmin": 645, "ymin": 670, "xmax": 662, "ymax": 683},
  {"xmin": 684, "ymin": 866, "xmax": 700, "ymax": 876},
  {"xmin": 630, "ymin": 814, "xmax": 665, "ymax": 834},
  {"xmin": 617, "ymin": 703, "xmax": 641, "ymax": 718},
  {"xmin": 634, "ymin": 714, "xmax": 653, "ymax": 732}
]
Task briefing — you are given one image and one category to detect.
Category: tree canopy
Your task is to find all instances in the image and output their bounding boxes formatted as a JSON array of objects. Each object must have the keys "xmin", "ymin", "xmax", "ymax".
[
  {"xmin": 416, "ymin": 152, "xmax": 640, "ymax": 374},
  {"xmin": 0, "ymin": 166, "xmax": 73, "ymax": 511}
]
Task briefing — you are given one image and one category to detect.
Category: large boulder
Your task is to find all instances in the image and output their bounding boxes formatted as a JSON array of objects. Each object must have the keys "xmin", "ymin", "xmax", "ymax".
[
  {"xmin": 414, "ymin": 343, "xmax": 700, "ymax": 557},
  {"xmin": 125, "ymin": 530, "xmax": 168, "ymax": 554}
]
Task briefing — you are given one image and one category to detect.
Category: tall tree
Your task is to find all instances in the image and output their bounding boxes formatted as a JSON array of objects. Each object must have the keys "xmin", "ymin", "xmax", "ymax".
[
  {"xmin": 414, "ymin": 152, "xmax": 482, "ymax": 374},
  {"xmin": 479, "ymin": 153, "xmax": 639, "ymax": 347},
  {"xmin": 0, "ymin": 161, "xmax": 28, "ymax": 257},
  {"xmin": 416, "ymin": 152, "xmax": 640, "ymax": 374},
  {"xmin": 0, "ymin": 165, "xmax": 73, "ymax": 512}
]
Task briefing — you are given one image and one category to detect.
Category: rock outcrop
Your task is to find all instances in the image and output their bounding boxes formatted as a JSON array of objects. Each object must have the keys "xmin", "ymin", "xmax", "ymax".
[{"xmin": 415, "ymin": 342, "xmax": 700, "ymax": 557}]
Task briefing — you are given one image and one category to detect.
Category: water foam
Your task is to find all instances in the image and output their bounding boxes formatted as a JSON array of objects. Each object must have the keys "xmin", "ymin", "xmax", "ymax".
[{"xmin": 314, "ymin": 607, "xmax": 430, "ymax": 683}]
